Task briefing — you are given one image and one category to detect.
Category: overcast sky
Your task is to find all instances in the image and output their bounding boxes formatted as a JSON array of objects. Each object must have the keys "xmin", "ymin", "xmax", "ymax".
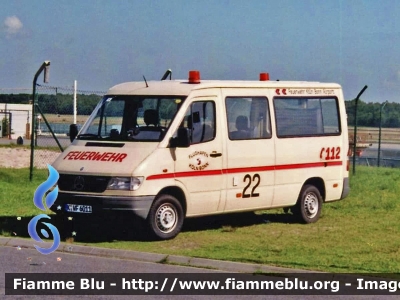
[{"xmin": 1, "ymin": 0, "xmax": 399, "ymax": 102}]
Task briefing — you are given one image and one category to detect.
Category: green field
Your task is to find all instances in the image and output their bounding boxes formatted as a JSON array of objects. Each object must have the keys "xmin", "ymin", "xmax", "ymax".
[{"xmin": 1, "ymin": 166, "xmax": 399, "ymax": 273}]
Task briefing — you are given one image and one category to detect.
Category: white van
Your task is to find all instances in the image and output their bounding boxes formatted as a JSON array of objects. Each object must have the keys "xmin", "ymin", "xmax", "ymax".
[{"xmin": 51, "ymin": 71, "xmax": 349, "ymax": 239}]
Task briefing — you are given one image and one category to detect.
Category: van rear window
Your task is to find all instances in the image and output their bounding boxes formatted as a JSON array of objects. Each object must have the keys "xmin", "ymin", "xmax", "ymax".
[{"xmin": 274, "ymin": 97, "xmax": 340, "ymax": 137}]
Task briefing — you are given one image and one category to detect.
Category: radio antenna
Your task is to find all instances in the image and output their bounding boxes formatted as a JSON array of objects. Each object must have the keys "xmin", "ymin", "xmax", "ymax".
[{"xmin": 143, "ymin": 75, "xmax": 148, "ymax": 87}]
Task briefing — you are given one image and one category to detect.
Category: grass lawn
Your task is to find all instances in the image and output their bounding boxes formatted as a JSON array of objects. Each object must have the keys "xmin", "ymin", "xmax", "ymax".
[{"xmin": 0, "ymin": 166, "xmax": 399, "ymax": 273}]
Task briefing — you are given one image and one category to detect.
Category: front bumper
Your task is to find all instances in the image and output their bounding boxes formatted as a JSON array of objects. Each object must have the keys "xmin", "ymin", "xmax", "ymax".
[{"xmin": 50, "ymin": 192, "xmax": 155, "ymax": 219}]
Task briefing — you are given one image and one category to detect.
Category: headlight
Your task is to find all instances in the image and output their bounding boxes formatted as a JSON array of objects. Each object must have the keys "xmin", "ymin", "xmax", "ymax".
[
  {"xmin": 107, "ymin": 177, "xmax": 144, "ymax": 191},
  {"xmin": 130, "ymin": 177, "xmax": 144, "ymax": 191}
]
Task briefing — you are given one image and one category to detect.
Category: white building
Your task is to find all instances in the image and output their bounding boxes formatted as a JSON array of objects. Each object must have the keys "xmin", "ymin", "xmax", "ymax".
[{"xmin": 0, "ymin": 103, "xmax": 32, "ymax": 139}]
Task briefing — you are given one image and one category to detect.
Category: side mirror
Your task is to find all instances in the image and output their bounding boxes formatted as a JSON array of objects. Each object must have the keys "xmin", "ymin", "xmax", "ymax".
[
  {"xmin": 169, "ymin": 127, "xmax": 190, "ymax": 148},
  {"xmin": 69, "ymin": 124, "xmax": 78, "ymax": 142}
]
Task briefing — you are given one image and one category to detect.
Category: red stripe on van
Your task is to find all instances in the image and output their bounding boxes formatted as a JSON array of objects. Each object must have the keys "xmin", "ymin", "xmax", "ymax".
[
  {"xmin": 224, "ymin": 166, "xmax": 275, "ymax": 174},
  {"xmin": 326, "ymin": 161, "xmax": 343, "ymax": 166},
  {"xmin": 146, "ymin": 161, "xmax": 343, "ymax": 180},
  {"xmin": 146, "ymin": 169, "xmax": 222, "ymax": 180},
  {"xmin": 275, "ymin": 162, "xmax": 324, "ymax": 170},
  {"xmin": 146, "ymin": 173, "xmax": 175, "ymax": 180}
]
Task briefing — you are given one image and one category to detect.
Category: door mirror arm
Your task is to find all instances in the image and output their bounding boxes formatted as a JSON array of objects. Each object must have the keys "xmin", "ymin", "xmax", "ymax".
[
  {"xmin": 69, "ymin": 124, "xmax": 78, "ymax": 142},
  {"xmin": 169, "ymin": 128, "xmax": 190, "ymax": 148}
]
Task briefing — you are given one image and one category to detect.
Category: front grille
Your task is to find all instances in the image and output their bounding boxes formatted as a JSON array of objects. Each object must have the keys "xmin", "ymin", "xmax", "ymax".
[{"xmin": 58, "ymin": 174, "xmax": 111, "ymax": 193}]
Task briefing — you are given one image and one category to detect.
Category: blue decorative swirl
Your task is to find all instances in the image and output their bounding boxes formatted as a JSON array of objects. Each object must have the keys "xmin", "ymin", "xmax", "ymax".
[
  {"xmin": 28, "ymin": 214, "xmax": 60, "ymax": 255},
  {"xmin": 33, "ymin": 164, "xmax": 59, "ymax": 211}
]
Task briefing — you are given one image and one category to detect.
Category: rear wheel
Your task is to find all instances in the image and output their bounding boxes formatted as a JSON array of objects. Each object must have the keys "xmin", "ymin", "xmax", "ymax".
[
  {"xmin": 147, "ymin": 195, "xmax": 184, "ymax": 240},
  {"xmin": 293, "ymin": 185, "xmax": 322, "ymax": 223}
]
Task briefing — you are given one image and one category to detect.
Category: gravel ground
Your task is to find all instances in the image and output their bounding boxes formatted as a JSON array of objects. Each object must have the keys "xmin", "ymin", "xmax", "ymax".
[{"xmin": 0, "ymin": 147, "xmax": 60, "ymax": 169}]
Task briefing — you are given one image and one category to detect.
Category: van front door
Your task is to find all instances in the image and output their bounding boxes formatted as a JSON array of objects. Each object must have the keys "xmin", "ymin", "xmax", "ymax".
[{"xmin": 173, "ymin": 98, "xmax": 224, "ymax": 216}]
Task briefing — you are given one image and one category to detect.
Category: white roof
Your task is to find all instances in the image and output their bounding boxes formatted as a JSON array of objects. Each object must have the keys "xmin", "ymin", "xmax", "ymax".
[
  {"xmin": 107, "ymin": 80, "xmax": 342, "ymax": 96},
  {"xmin": 0, "ymin": 103, "xmax": 32, "ymax": 111}
]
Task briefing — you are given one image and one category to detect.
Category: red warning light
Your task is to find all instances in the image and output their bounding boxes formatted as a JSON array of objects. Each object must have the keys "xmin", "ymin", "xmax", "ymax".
[
  {"xmin": 260, "ymin": 73, "xmax": 269, "ymax": 81},
  {"xmin": 188, "ymin": 70, "xmax": 201, "ymax": 84}
]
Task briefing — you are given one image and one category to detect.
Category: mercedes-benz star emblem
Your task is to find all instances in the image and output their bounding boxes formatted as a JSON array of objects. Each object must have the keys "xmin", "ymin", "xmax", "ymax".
[{"xmin": 73, "ymin": 176, "xmax": 85, "ymax": 191}]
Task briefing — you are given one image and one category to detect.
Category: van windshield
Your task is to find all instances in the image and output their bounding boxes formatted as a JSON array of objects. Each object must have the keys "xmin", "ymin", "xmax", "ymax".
[{"xmin": 77, "ymin": 96, "xmax": 185, "ymax": 142}]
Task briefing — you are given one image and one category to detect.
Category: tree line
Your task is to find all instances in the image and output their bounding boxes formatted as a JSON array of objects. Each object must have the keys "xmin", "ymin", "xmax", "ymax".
[
  {"xmin": 0, "ymin": 93, "xmax": 101, "ymax": 115},
  {"xmin": 345, "ymin": 100, "xmax": 400, "ymax": 128},
  {"xmin": 1, "ymin": 94, "xmax": 399, "ymax": 127}
]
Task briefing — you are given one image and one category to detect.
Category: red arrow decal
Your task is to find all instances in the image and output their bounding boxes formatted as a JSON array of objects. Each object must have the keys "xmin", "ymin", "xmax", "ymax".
[
  {"xmin": 275, "ymin": 89, "xmax": 280, "ymax": 95},
  {"xmin": 282, "ymin": 89, "xmax": 287, "ymax": 95}
]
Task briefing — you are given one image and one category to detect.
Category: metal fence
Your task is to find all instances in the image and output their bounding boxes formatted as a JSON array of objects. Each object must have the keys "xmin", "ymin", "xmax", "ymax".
[
  {"xmin": 354, "ymin": 147, "xmax": 400, "ymax": 168},
  {"xmin": 0, "ymin": 85, "xmax": 105, "ymax": 170},
  {"xmin": 356, "ymin": 157, "xmax": 400, "ymax": 168}
]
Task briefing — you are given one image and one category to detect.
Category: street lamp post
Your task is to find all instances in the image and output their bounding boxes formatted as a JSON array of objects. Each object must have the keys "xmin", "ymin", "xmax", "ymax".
[
  {"xmin": 30, "ymin": 61, "xmax": 50, "ymax": 181},
  {"xmin": 377, "ymin": 101, "xmax": 388, "ymax": 167}
]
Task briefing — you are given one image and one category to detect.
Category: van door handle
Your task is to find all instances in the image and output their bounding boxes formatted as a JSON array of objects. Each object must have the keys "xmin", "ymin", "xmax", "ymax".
[{"xmin": 210, "ymin": 152, "xmax": 222, "ymax": 158}]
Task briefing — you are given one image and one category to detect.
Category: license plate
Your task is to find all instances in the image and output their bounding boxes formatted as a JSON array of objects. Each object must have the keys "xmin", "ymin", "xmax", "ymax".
[{"xmin": 65, "ymin": 204, "xmax": 92, "ymax": 213}]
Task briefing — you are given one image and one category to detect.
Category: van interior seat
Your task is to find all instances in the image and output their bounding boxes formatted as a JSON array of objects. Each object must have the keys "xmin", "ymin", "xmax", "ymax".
[
  {"xmin": 143, "ymin": 109, "xmax": 159, "ymax": 127},
  {"xmin": 230, "ymin": 115, "xmax": 250, "ymax": 139},
  {"xmin": 132, "ymin": 109, "xmax": 163, "ymax": 140}
]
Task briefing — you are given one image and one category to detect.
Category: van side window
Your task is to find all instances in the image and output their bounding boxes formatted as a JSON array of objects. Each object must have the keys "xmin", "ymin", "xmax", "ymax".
[
  {"xmin": 182, "ymin": 101, "xmax": 216, "ymax": 144},
  {"xmin": 225, "ymin": 97, "xmax": 271, "ymax": 140},
  {"xmin": 274, "ymin": 97, "xmax": 340, "ymax": 137}
]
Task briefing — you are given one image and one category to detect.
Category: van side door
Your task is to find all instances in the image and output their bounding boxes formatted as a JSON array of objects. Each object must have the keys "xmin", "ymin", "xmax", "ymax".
[{"xmin": 222, "ymin": 90, "xmax": 275, "ymax": 212}]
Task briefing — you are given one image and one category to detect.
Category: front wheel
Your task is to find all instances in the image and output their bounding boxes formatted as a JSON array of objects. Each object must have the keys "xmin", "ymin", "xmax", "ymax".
[
  {"xmin": 293, "ymin": 185, "xmax": 322, "ymax": 223},
  {"xmin": 147, "ymin": 195, "xmax": 184, "ymax": 240}
]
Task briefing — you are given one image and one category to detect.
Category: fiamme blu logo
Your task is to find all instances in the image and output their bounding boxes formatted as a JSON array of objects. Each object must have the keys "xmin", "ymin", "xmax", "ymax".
[{"xmin": 27, "ymin": 165, "xmax": 60, "ymax": 255}]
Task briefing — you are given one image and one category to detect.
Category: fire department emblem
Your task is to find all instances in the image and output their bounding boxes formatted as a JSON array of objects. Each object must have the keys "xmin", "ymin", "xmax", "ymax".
[{"xmin": 188, "ymin": 151, "xmax": 209, "ymax": 171}]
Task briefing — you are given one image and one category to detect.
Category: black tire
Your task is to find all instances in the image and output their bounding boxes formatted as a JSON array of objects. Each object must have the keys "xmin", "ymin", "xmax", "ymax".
[
  {"xmin": 147, "ymin": 195, "xmax": 184, "ymax": 240},
  {"xmin": 293, "ymin": 185, "xmax": 322, "ymax": 224}
]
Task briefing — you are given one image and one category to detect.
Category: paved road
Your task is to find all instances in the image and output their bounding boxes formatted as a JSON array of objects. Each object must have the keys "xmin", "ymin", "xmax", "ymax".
[
  {"xmin": 0, "ymin": 245, "xmax": 295, "ymax": 300},
  {"xmin": 0, "ymin": 245, "xmax": 222, "ymax": 300},
  {"xmin": 355, "ymin": 143, "xmax": 400, "ymax": 167},
  {"xmin": 0, "ymin": 238, "xmax": 394, "ymax": 300}
]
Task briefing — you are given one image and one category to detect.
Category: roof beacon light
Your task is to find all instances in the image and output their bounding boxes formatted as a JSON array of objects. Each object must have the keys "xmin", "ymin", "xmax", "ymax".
[
  {"xmin": 259, "ymin": 73, "xmax": 270, "ymax": 81},
  {"xmin": 188, "ymin": 70, "xmax": 201, "ymax": 84}
]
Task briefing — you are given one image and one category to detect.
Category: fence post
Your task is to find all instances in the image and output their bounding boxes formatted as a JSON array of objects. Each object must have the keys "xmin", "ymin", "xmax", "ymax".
[
  {"xmin": 30, "ymin": 61, "xmax": 50, "ymax": 181},
  {"xmin": 377, "ymin": 101, "xmax": 388, "ymax": 167},
  {"xmin": 352, "ymin": 85, "xmax": 368, "ymax": 175}
]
